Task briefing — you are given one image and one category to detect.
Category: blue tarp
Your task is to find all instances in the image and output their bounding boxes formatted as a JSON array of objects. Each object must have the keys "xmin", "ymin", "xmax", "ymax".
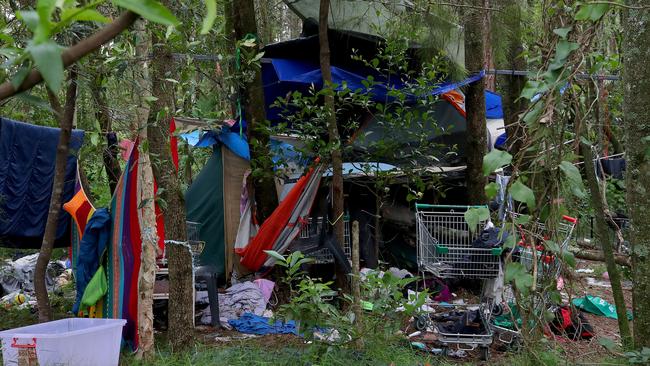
[
  {"xmin": 0, "ymin": 118, "xmax": 84, "ymax": 248},
  {"xmin": 228, "ymin": 312, "xmax": 298, "ymax": 335},
  {"xmin": 262, "ymin": 58, "xmax": 503, "ymax": 120}
]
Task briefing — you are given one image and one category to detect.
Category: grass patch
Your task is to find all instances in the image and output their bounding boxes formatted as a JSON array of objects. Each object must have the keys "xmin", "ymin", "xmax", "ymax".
[{"xmin": 120, "ymin": 337, "xmax": 447, "ymax": 366}]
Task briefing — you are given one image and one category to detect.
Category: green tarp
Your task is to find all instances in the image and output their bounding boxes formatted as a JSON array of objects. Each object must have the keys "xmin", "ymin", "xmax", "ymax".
[
  {"xmin": 185, "ymin": 148, "xmax": 225, "ymax": 279},
  {"xmin": 572, "ymin": 295, "xmax": 633, "ymax": 320}
]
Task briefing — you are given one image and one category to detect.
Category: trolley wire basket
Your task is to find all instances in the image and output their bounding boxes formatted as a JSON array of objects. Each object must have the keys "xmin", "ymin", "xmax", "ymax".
[
  {"xmin": 508, "ymin": 213, "xmax": 577, "ymax": 283},
  {"xmin": 290, "ymin": 216, "xmax": 351, "ymax": 264},
  {"xmin": 416, "ymin": 204, "xmax": 502, "ymax": 279}
]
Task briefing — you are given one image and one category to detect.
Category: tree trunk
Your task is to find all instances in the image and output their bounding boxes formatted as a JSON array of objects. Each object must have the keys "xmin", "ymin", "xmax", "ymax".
[
  {"xmin": 482, "ymin": 0, "xmax": 495, "ymax": 91},
  {"xmin": 623, "ymin": 0, "xmax": 650, "ymax": 348},
  {"xmin": 581, "ymin": 142, "xmax": 633, "ymax": 349},
  {"xmin": 464, "ymin": 0, "xmax": 488, "ymax": 205},
  {"xmin": 148, "ymin": 23, "xmax": 193, "ymax": 350},
  {"xmin": 34, "ymin": 70, "xmax": 78, "ymax": 322},
  {"xmin": 232, "ymin": 0, "xmax": 279, "ymax": 223},
  {"xmin": 319, "ymin": 0, "xmax": 348, "ymax": 294},
  {"xmin": 133, "ymin": 19, "xmax": 159, "ymax": 360},
  {"xmin": 501, "ymin": 0, "xmax": 527, "ymax": 157},
  {"xmin": 90, "ymin": 67, "xmax": 121, "ymax": 194},
  {"xmin": 318, "ymin": 0, "xmax": 345, "ymax": 246},
  {"xmin": 573, "ymin": 249, "xmax": 632, "ymax": 268},
  {"xmin": 351, "ymin": 221, "xmax": 363, "ymax": 348}
]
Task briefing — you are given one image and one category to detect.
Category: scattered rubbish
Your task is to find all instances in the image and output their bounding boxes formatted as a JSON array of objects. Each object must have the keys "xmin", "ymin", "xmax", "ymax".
[
  {"xmin": 447, "ymin": 349, "xmax": 468, "ymax": 358},
  {"xmin": 408, "ymin": 331, "xmax": 422, "ymax": 338},
  {"xmin": 575, "ymin": 268, "xmax": 594, "ymax": 274},
  {"xmin": 586, "ymin": 277, "xmax": 611, "ymax": 288},
  {"xmin": 410, "ymin": 341, "xmax": 426, "ymax": 350},
  {"xmin": 603, "ymin": 271, "xmax": 609, "ymax": 280},
  {"xmin": 228, "ymin": 312, "xmax": 298, "ymax": 335},
  {"xmin": 361, "ymin": 300, "xmax": 374, "ymax": 311},
  {"xmin": 214, "ymin": 334, "xmax": 259, "ymax": 342},
  {"xmin": 572, "ymin": 295, "xmax": 633, "ymax": 320},
  {"xmin": 550, "ymin": 306, "xmax": 594, "ymax": 340},
  {"xmin": 197, "ymin": 281, "xmax": 270, "ymax": 325},
  {"xmin": 0, "ymin": 254, "xmax": 66, "ymax": 294},
  {"xmin": 314, "ymin": 329, "xmax": 345, "ymax": 343},
  {"xmin": 452, "ymin": 299, "xmax": 465, "ymax": 305}
]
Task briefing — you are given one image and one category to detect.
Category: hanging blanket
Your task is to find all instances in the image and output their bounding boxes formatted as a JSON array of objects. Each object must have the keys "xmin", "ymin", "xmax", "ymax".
[
  {"xmin": 0, "ymin": 117, "xmax": 84, "ymax": 248},
  {"xmin": 236, "ymin": 163, "xmax": 323, "ymax": 271}
]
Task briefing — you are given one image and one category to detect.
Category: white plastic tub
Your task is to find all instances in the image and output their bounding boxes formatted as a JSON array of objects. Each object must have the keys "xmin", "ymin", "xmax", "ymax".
[{"xmin": 0, "ymin": 318, "xmax": 126, "ymax": 366}]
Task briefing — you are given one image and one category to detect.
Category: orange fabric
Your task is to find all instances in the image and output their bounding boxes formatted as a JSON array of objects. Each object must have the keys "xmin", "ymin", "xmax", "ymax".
[
  {"xmin": 63, "ymin": 187, "xmax": 95, "ymax": 240},
  {"xmin": 237, "ymin": 166, "xmax": 317, "ymax": 271},
  {"xmin": 442, "ymin": 90, "xmax": 466, "ymax": 118}
]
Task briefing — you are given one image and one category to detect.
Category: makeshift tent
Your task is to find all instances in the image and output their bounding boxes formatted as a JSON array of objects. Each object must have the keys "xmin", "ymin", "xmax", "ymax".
[
  {"xmin": 185, "ymin": 145, "xmax": 250, "ymax": 281},
  {"xmin": 0, "ymin": 118, "xmax": 84, "ymax": 249}
]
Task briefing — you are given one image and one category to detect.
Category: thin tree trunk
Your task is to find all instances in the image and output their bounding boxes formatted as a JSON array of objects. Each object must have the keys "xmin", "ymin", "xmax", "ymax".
[
  {"xmin": 482, "ymin": 0, "xmax": 495, "ymax": 91},
  {"xmin": 34, "ymin": 70, "xmax": 78, "ymax": 322},
  {"xmin": 624, "ymin": 0, "xmax": 650, "ymax": 348},
  {"xmin": 148, "ymin": 17, "xmax": 194, "ymax": 350},
  {"xmin": 232, "ymin": 0, "xmax": 279, "ymax": 223},
  {"xmin": 464, "ymin": 0, "xmax": 488, "ymax": 205},
  {"xmin": 501, "ymin": 0, "xmax": 527, "ymax": 157},
  {"xmin": 351, "ymin": 221, "xmax": 363, "ymax": 348},
  {"xmin": 581, "ymin": 142, "xmax": 633, "ymax": 349},
  {"xmin": 90, "ymin": 67, "xmax": 121, "ymax": 194},
  {"xmin": 318, "ymin": 0, "xmax": 345, "ymax": 246},
  {"xmin": 319, "ymin": 0, "xmax": 348, "ymax": 294},
  {"xmin": 133, "ymin": 19, "xmax": 159, "ymax": 360}
]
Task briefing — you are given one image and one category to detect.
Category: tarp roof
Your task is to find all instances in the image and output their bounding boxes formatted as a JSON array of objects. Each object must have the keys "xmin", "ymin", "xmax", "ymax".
[
  {"xmin": 262, "ymin": 58, "xmax": 503, "ymax": 121},
  {"xmin": 283, "ymin": 0, "xmax": 464, "ymax": 65}
]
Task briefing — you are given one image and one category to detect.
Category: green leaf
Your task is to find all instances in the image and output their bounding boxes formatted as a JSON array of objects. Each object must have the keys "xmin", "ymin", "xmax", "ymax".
[
  {"xmin": 555, "ymin": 40, "xmax": 579, "ymax": 62},
  {"xmin": 515, "ymin": 214, "xmax": 530, "ymax": 225},
  {"xmin": 520, "ymin": 80, "xmax": 545, "ymax": 101},
  {"xmin": 263, "ymin": 250, "xmax": 287, "ymax": 265},
  {"xmin": 598, "ymin": 337, "xmax": 618, "ymax": 352},
  {"xmin": 484, "ymin": 182, "xmax": 499, "ymax": 200},
  {"xmin": 10, "ymin": 65, "xmax": 31, "ymax": 89},
  {"xmin": 505, "ymin": 262, "xmax": 534, "ymax": 291},
  {"xmin": 112, "ymin": 0, "xmax": 179, "ymax": 26},
  {"xmin": 200, "ymin": 0, "xmax": 217, "ymax": 34},
  {"xmin": 464, "ymin": 206, "xmax": 490, "ymax": 233},
  {"xmin": 544, "ymin": 240, "xmax": 560, "ymax": 253},
  {"xmin": 510, "ymin": 180, "xmax": 536, "ymax": 209},
  {"xmin": 61, "ymin": 8, "xmax": 110, "ymax": 23},
  {"xmin": 553, "ymin": 26, "xmax": 572, "ymax": 39},
  {"xmin": 503, "ymin": 234, "xmax": 517, "ymax": 249},
  {"xmin": 559, "ymin": 161, "xmax": 587, "ymax": 198},
  {"xmin": 575, "ymin": 3, "xmax": 610, "ymax": 22},
  {"xmin": 28, "ymin": 40, "xmax": 64, "ymax": 92},
  {"xmin": 562, "ymin": 251, "xmax": 577, "ymax": 268},
  {"xmin": 16, "ymin": 11, "xmax": 41, "ymax": 32},
  {"xmin": 483, "ymin": 149, "xmax": 512, "ymax": 176}
]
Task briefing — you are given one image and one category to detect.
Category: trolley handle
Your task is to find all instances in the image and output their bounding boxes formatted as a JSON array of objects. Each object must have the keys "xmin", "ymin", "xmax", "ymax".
[
  {"xmin": 11, "ymin": 337, "xmax": 36, "ymax": 349},
  {"xmin": 415, "ymin": 204, "xmax": 487, "ymax": 209},
  {"xmin": 561, "ymin": 215, "xmax": 577, "ymax": 224}
]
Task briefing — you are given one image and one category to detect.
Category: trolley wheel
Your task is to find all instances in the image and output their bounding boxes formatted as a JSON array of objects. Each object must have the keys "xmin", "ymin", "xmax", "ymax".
[
  {"xmin": 415, "ymin": 314, "xmax": 428, "ymax": 331},
  {"xmin": 480, "ymin": 346, "xmax": 490, "ymax": 361}
]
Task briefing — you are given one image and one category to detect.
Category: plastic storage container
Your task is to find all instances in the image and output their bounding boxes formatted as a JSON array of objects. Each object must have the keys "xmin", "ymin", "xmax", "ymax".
[{"xmin": 0, "ymin": 318, "xmax": 126, "ymax": 366}]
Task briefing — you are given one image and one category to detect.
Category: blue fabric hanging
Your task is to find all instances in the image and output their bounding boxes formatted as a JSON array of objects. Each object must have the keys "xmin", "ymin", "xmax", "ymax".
[{"xmin": 0, "ymin": 117, "xmax": 84, "ymax": 248}]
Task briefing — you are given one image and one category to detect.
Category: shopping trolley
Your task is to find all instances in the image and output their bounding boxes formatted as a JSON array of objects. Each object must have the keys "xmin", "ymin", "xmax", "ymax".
[
  {"xmin": 290, "ymin": 216, "xmax": 351, "ymax": 264},
  {"xmin": 489, "ymin": 213, "xmax": 577, "ymax": 346},
  {"xmin": 509, "ymin": 213, "xmax": 578, "ymax": 284},
  {"xmin": 415, "ymin": 204, "xmax": 502, "ymax": 279}
]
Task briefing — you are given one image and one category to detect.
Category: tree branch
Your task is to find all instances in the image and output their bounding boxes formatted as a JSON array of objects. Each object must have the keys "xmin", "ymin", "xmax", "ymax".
[{"xmin": 0, "ymin": 11, "xmax": 139, "ymax": 101}]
